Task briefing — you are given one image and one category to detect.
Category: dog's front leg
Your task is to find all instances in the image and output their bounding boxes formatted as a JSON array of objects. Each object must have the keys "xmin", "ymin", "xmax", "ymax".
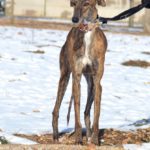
[{"xmin": 72, "ymin": 71, "xmax": 82, "ymax": 144}]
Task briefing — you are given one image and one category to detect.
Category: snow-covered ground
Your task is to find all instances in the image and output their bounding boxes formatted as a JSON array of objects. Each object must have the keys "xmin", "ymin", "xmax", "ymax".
[{"xmin": 0, "ymin": 26, "xmax": 150, "ymax": 149}]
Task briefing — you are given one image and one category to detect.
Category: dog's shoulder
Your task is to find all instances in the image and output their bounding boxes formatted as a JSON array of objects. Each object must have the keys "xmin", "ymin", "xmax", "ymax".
[{"xmin": 66, "ymin": 27, "xmax": 85, "ymax": 51}]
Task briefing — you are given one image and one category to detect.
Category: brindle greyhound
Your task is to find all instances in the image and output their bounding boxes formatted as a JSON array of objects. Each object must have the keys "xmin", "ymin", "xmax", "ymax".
[{"xmin": 52, "ymin": 0, "xmax": 107, "ymax": 145}]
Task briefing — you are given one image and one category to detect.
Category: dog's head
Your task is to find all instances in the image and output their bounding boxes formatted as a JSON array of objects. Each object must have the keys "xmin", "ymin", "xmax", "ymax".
[{"xmin": 70, "ymin": 0, "xmax": 106, "ymax": 24}]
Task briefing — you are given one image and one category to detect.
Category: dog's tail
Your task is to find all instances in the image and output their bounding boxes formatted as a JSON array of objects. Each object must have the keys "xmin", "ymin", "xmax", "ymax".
[{"xmin": 67, "ymin": 94, "xmax": 73, "ymax": 125}]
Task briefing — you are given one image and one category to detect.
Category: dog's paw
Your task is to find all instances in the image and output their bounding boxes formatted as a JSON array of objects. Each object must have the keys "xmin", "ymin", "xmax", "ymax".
[
  {"xmin": 91, "ymin": 133, "xmax": 99, "ymax": 145},
  {"xmin": 75, "ymin": 138, "xmax": 83, "ymax": 145},
  {"xmin": 53, "ymin": 129, "xmax": 59, "ymax": 142},
  {"xmin": 75, "ymin": 130, "xmax": 83, "ymax": 145}
]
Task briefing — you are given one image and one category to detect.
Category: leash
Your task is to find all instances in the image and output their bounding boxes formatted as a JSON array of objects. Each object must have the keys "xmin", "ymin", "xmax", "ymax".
[{"xmin": 99, "ymin": 0, "xmax": 150, "ymax": 24}]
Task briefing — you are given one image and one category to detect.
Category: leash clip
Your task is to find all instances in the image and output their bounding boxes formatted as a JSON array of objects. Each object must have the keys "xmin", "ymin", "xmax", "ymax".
[{"xmin": 142, "ymin": 0, "xmax": 150, "ymax": 8}]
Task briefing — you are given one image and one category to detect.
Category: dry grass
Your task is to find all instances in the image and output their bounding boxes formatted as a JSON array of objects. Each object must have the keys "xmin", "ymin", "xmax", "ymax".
[{"xmin": 122, "ymin": 60, "xmax": 150, "ymax": 68}]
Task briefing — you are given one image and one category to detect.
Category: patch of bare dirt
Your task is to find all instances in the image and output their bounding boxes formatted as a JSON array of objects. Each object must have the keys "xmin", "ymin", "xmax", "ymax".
[
  {"xmin": 14, "ymin": 127, "xmax": 150, "ymax": 146},
  {"xmin": 25, "ymin": 50, "xmax": 45, "ymax": 54},
  {"xmin": 0, "ymin": 17, "xmax": 149, "ymax": 36},
  {"xmin": 142, "ymin": 52, "xmax": 150, "ymax": 55},
  {"xmin": 122, "ymin": 60, "xmax": 150, "ymax": 68},
  {"xmin": 0, "ymin": 18, "xmax": 72, "ymax": 31},
  {"xmin": 0, "ymin": 144, "xmax": 124, "ymax": 150}
]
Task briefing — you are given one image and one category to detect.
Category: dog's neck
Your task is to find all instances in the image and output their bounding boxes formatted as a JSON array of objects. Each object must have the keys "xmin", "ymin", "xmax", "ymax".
[{"xmin": 78, "ymin": 21, "xmax": 99, "ymax": 32}]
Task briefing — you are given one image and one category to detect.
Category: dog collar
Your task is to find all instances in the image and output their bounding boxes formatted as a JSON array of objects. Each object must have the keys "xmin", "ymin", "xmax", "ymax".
[{"xmin": 78, "ymin": 21, "xmax": 100, "ymax": 32}]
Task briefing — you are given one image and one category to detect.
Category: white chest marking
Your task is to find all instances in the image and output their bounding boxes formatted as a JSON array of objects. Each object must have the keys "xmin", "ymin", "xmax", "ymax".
[{"xmin": 82, "ymin": 31, "xmax": 92, "ymax": 66}]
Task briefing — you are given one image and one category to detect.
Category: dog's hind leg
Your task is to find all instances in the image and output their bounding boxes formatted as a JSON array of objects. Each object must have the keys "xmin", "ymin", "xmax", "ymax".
[
  {"xmin": 91, "ymin": 57, "xmax": 105, "ymax": 145},
  {"xmin": 84, "ymin": 74, "xmax": 94, "ymax": 143},
  {"xmin": 52, "ymin": 46, "xmax": 70, "ymax": 141}
]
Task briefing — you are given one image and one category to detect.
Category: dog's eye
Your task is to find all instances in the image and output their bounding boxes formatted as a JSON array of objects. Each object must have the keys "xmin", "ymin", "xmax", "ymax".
[
  {"xmin": 84, "ymin": 1, "xmax": 90, "ymax": 6},
  {"xmin": 71, "ymin": 2, "xmax": 76, "ymax": 7},
  {"xmin": 83, "ymin": 2, "xmax": 90, "ymax": 6}
]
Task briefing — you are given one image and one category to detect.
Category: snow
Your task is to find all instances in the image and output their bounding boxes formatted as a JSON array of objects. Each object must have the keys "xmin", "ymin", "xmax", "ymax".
[
  {"xmin": 0, "ymin": 133, "xmax": 37, "ymax": 145},
  {"xmin": 124, "ymin": 143, "xmax": 150, "ymax": 150},
  {"xmin": 0, "ymin": 26, "xmax": 150, "ymax": 148}
]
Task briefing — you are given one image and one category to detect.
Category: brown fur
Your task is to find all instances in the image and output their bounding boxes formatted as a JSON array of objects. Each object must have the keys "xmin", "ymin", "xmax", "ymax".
[
  {"xmin": 52, "ymin": 0, "xmax": 107, "ymax": 145},
  {"xmin": 73, "ymin": 28, "xmax": 85, "ymax": 50}
]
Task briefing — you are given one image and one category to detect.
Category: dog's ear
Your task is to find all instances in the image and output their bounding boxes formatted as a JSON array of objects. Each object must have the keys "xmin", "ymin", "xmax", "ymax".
[
  {"xmin": 70, "ymin": 0, "xmax": 76, "ymax": 7},
  {"xmin": 97, "ymin": 0, "xmax": 106, "ymax": 6}
]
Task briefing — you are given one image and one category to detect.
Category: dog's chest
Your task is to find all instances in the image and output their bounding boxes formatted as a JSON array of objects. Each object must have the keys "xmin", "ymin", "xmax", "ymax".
[{"xmin": 81, "ymin": 31, "xmax": 92, "ymax": 66}]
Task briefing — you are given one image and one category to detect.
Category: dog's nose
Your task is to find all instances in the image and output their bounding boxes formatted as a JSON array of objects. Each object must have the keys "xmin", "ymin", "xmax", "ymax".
[{"xmin": 72, "ymin": 17, "xmax": 79, "ymax": 23}]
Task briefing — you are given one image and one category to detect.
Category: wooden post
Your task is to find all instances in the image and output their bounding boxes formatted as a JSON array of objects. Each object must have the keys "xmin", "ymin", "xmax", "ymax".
[
  {"xmin": 44, "ymin": 0, "xmax": 47, "ymax": 17},
  {"xmin": 11, "ymin": 0, "xmax": 15, "ymax": 24},
  {"xmin": 129, "ymin": 0, "xmax": 134, "ymax": 27},
  {"xmin": 144, "ymin": 9, "xmax": 150, "ymax": 33}
]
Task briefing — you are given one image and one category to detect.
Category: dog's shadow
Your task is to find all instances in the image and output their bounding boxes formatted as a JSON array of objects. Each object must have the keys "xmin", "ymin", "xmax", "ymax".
[
  {"xmin": 59, "ymin": 118, "xmax": 150, "ymax": 140},
  {"xmin": 60, "ymin": 118, "xmax": 150, "ymax": 137}
]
